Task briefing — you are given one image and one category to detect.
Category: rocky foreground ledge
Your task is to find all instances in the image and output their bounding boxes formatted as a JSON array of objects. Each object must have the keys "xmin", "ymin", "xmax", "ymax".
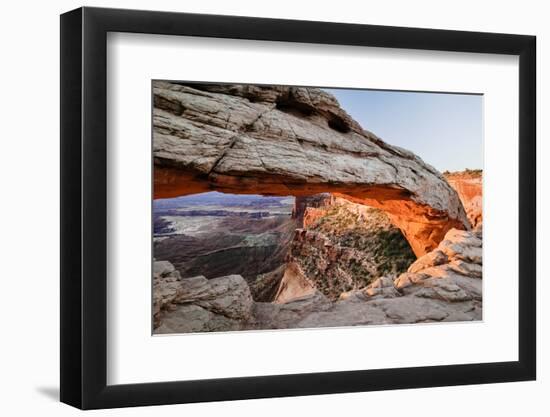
[{"xmin": 154, "ymin": 225, "xmax": 482, "ymax": 334}]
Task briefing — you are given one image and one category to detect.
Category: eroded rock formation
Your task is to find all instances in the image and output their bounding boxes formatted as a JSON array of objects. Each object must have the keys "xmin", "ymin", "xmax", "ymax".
[
  {"xmin": 292, "ymin": 194, "xmax": 332, "ymax": 226},
  {"xmin": 444, "ymin": 170, "xmax": 482, "ymax": 228},
  {"xmin": 153, "ymin": 81, "xmax": 469, "ymax": 256},
  {"xmin": 154, "ymin": 260, "xmax": 254, "ymax": 333},
  {"xmin": 154, "ymin": 225, "xmax": 482, "ymax": 333},
  {"xmin": 275, "ymin": 198, "xmax": 415, "ymax": 302}
]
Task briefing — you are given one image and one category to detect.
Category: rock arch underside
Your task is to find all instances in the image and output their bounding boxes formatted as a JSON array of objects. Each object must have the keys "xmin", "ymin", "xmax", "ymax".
[{"xmin": 153, "ymin": 81, "xmax": 470, "ymax": 257}]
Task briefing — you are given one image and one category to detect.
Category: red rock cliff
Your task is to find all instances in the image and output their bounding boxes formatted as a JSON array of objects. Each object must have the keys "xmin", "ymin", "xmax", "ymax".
[{"xmin": 444, "ymin": 170, "xmax": 482, "ymax": 228}]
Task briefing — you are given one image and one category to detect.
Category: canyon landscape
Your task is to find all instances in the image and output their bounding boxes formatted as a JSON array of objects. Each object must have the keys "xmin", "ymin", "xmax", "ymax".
[{"xmin": 152, "ymin": 81, "xmax": 483, "ymax": 334}]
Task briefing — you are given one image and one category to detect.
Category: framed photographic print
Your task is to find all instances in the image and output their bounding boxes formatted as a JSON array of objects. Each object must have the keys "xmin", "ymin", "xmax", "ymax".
[{"xmin": 60, "ymin": 6, "xmax": 536, "ymax": 410}]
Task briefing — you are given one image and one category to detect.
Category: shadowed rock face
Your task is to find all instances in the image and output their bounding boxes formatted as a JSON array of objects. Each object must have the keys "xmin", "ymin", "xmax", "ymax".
[{"xmin": 153, "ymin": 81, "xmax": 469, "ymax": 256}]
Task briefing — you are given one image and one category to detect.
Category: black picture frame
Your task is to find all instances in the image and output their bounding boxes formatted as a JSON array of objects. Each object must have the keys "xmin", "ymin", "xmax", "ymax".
[{"xmin": 60, "ymin": 6, "xmax": 536, "ymax": 410}]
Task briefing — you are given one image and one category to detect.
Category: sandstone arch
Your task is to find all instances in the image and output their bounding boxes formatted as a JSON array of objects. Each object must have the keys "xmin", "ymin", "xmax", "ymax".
[{"xmin": 153, "ymin": 81, "xmax": 469, "ymax": 257}]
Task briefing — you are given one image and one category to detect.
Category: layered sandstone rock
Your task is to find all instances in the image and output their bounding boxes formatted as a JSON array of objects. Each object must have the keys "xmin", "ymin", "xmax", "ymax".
[
  {"xmin": 153, "ymin": 81, "xmax": 469, "ymax": 256},
  {"xmin": 154, "ymin": 226, "xmax": 481, "ymax": 333},
  {"xmin": 275, "ymin": 199, "xmax": 415, "ymax": 302},
  {"xmin": 273, "ymin": 261, "xmax": 316, "ymax": 304},
  {"xmin": 294, "ymin": 226, "xmax": 482, "ymax": 326},
  {"xmin": 392, "ymin": 226, "xmax": 482, "ymax": 304},
  {"xmin": 153, "ymin": 263, "xmax": 254, "ymax": 333},
  {"xmin": 292, "ymin": 194, "xmax": 332, "ymax": 226},
  {"xmin": 444, "ymin": 170, "xmax": 482, "ymax": 228}
]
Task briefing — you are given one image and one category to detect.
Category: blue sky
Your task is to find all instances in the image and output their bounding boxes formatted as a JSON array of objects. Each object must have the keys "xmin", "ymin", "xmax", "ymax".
[{"xmin": 324, "ymin": 88, "xmax": 483, "ymax": 172}]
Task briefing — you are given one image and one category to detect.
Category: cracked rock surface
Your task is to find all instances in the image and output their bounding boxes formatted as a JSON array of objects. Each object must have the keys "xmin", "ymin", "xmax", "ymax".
[{"xmin": 154, "ymin": 226, "xmax": 482, "ymax": 333}]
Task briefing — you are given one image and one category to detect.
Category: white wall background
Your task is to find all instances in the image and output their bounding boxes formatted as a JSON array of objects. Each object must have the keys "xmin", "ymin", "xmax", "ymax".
[{"xmin": 0, "ymin": 0, "xmax": 546, "ymax": 415}]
